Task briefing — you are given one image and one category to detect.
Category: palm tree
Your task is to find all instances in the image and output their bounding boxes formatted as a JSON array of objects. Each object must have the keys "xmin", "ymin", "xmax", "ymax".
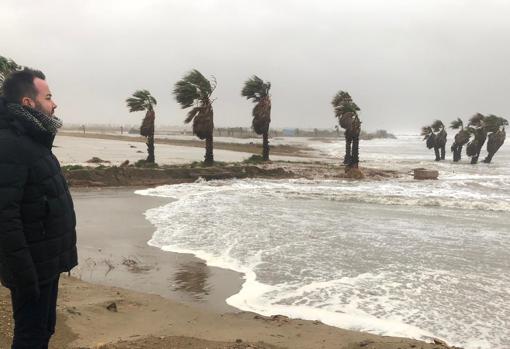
[
  {"xmin": 0, "ymin": 55, "xmax": 21, "ymax": 94},
  {"xmin": 431, "ymin": 120, "xmax": 447, "ymax": 160},
  {"xmin": 126, "ymin": 90, "xmax": 157, "ymax": 163},
  {"xmin": 450, "ymin": 118, "xmax": 470, "ymax": 162},
  {"xmin": 466, "ymin": 113, "xmax": 487, "ymax": 164},
  {"xmin": 421, "ymin": 120, "xmax": 447, "ymax": 161},
  {"xmin": 421, "ymin": 125, "xmax": 436, "ymax": 151},
  {"xmin": 241, "ymin": 75, "xmax": 272, "ymax": 161},
  {"xmin": 482, "ymin": 115, "xmax": 508, "ymax": 163},
  {"xmin": 173, "ymin": 69, "xmax": 216, "ymax": 165},
  {"xmin": 332, "ymin": 91, "xmax": 361, "ymax": 168}
]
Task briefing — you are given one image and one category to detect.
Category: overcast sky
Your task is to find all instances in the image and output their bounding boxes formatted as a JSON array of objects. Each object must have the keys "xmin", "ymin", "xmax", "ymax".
[{"xmin": 1, "ymin": 0, "xmax": 509, "ymax": 133}]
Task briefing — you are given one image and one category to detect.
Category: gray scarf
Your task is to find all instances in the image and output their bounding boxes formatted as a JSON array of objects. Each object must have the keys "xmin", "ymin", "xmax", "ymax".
[{"xmin": 6, "ymin": 103, "xmax": 63, "ymax": 135}]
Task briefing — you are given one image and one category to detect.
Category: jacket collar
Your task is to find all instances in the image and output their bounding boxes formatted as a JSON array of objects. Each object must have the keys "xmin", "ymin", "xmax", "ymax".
[{"xmin": 0, "ymin": 97, "xmax": 55, "ymax": 149}]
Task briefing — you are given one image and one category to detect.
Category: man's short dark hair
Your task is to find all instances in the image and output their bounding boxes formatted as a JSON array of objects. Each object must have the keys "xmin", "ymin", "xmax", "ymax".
[{"xmin": 2, "ymin": 68, "xmax": 46, "ymax": 103}]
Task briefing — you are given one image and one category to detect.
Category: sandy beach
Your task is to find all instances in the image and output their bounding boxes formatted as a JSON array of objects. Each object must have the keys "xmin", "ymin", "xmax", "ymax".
[
  {"xmin": 0, "ymin": 188, "xmax": 454, "ymax": 349},
  {"xmin": 53, "ymin": 133, "xmax": 320, "ymax": 166}
]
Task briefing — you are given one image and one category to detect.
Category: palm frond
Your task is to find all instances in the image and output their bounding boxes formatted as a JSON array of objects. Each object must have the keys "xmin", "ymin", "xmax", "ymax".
[
  {"xmin": 421, "ymin": 126, "xmax": 432, "ymax": 138},
  {"xmin": 241, "ymin": 75, "xmax": 271, "ymax": 102},
  {"xmin": 450, "ymin": 118, "xmax": 464, "ymax": 130},
  {"xmin": 331, "ymin": 91, "xmax": 353, "ymax": 108},
  {"xmin": 126, "ymin": 89, "xmax": 157, "ymax": 112},
  {"xmin": 484, "ymin": 114, "xmax": 508, "ymax": 132},
  {"xmin": 173, "ymin": 69, "xmax": 214, "ymax": 109},
  {"xmin": 431, "ymin": 120, "xmax": 444, "ymax": 132},
  {"xmin": 331, "ymin": 90, "xmax": 360, "ymax": 127},
  {"xmin": 0, "ymin": 55, "xmax": 21, "ymax": 88},
  {"xmin": 468, "ymin": 113, "xmax": 485, "ymax": 127},
  {"xmin": 185, "ymin": 107, "xmax": 202, "ymax": 124}
]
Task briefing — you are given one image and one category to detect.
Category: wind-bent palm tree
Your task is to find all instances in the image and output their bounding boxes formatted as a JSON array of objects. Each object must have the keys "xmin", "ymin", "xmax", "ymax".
[
  {"xmin": 126, "ymin": 90, "xmax": 157, "ymax": 163},
  {"xmin": 482, "ymin": 115, "xmax": 508, "ymax": 163},
  {"xmin": 421, "ymin": 120, "xmax": 446, "ymax": 161},
  {"xmin": 421, "ymin": 125, "xmax": 436, "ymax": 153},
  {"xmin": 0, "ymin": 55, "xmax": 21, "ymax": 93},
  {"xmin": 173, "ymin": 69, "xmax": 216, "ymax": 165},
  {"xmin": 332, "ymin": 91, "xmax": 361, "ymax": 168},
  {"xmin": 241, "ymin": 75, "xmax": 272, "ymax": 161},
  {"xmin": 432, "ymin": 120, "xmax": 447, "ymax": 160},
  {"xmin": 450, "ymin": 118, "xmax": 470, "ymax": 162},
  {"xmin": 466, "ymin": 113, "xmax": 487, "ymax": 164}
]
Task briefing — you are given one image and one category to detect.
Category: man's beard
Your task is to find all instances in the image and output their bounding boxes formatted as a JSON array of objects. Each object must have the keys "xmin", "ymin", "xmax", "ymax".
[{"xmin": 34, "ymin": 100, "xmax": 54, "ymax": 117}]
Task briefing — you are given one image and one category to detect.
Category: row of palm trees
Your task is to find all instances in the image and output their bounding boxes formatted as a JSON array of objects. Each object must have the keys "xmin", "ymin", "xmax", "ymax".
[
  {"xmin": 127, "ymin": 75, "xmax": 361, "ymax": 169},
  {"xmin": 11, "ymin": 55, "xmax": 506, "ymax": 167},
  {"xmin": 422, "ymin": 114, "xmax": 508, "ymax": 163},
  {"xmin": 127, "ymin": 70, "xmax": 273, "ymax": 165}
]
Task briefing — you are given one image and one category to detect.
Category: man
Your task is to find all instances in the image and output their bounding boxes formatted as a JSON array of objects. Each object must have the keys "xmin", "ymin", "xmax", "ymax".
[{"xmin": 0, "ymin": 69, "xmax": 78, "ymax": 349}]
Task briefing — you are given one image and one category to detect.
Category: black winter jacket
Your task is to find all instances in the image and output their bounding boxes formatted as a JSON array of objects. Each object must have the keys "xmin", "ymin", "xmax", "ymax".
[{"xmin": 0, "ymin": 98, "xmax": 77, "ymax": 299}]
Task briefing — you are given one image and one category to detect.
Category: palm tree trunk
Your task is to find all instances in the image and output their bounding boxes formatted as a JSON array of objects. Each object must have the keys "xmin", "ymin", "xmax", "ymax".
[
  {"xmin": 452, "ymin": 144, "xmax": 462, "ymax": 162},
  {"xmin": 262, "ymin": 131, "xmax": 270, "ymax": 161},
  {"xmin": 146, "ymin": 135, "xmax": 155, "ymax": 163},
  {"xmin": 483, "ymin": 152, "xmax": 495, "ymax": 163},
  {"xmin": 344, "ymin": 134, "xmax": 352, "ymax": 165},
  {"xmin": 472, "ymin": 142, "xmax": 485, "ymax": 164},
  {"xmin": 350, "ymin": 134, "xmax": 359, "ymax": 169},
  {"xmin": 204, "ymin": 134, "xmax": 214, "ymax": 166},
  {"xmin": 440, "ymin": 146, "xmax": 446, "ymax": 160},
  {"xmin": 434, "ymin": 147, "xmax": 440, "ymax": 161}
]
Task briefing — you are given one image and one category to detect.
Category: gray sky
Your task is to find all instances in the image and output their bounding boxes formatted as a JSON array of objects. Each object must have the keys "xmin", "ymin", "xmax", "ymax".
[{"xmin": 1, "ymin": 0, "xmax": 509, "ymax": 133}]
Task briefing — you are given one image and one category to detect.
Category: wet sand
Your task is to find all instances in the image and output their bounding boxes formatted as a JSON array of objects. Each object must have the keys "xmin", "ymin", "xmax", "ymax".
[{"xmin": 72, "ymin": 188, "xmax": 243, "ymax": 313}]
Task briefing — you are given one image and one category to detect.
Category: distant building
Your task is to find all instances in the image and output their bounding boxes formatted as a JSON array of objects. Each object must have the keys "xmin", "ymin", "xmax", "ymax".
[{"xmin": 282, "ymin": 128, "xmax": 295, "ymax": 136}]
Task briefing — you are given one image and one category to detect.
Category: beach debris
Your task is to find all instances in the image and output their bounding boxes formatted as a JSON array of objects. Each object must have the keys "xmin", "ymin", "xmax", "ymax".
[
  {"xmin": 129, "ymin": 144, "xmax": 137, "ymax": 148},
  {"xmin": 345, "ymin": 167, "xmax": 365, "ymax": 179},
  {"xmin": 236, "ymin": 338, "xmax": 243, "ymax": 343},
  {"xmin": 120, "ymin": 160, "xmax": 130, "ymax": 167},
  {"xmin": 413, "ymin": 168, "xmax": 439, "ymax": 180},
  {"xmin": 122, "ymin": 256, "xmax": 152, "ymax": 273},
  {"xmin": 106, "ymin": 302, "xmax": 118, "ymax": 312},
  {"xmin": 65, "ymin": 306, "xmax": 81, "ymax": 316},
  {"xmin": 103, "ymin": 259, "xmax": 115, "ymax": 276},
  {"xmin": 271, "ymin": 315, "xmax": 290, "ymax": 323},
  {"xmin": 432, "ymin": 338, "xmax": 464, "ymax": 349},
  {"xmin": 86, "ymin": 157, "xmax": 111, "ymax": 164}
]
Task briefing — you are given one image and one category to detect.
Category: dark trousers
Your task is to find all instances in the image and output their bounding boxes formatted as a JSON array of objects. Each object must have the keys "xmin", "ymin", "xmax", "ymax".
[{"xmin": 10, "ymin": 276, "xmax": 60, "ymax": 349}]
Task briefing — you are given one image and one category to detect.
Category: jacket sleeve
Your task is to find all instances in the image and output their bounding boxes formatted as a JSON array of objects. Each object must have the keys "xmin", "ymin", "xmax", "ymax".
[{"xmin": 0, "ymin": 161, "xmax": 40, "ymax": 299}]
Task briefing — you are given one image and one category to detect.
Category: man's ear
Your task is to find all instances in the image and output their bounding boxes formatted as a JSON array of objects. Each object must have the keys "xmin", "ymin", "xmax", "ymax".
[{"xmin": 21, "ymin": 97, "xmax": 35, "ymax": 108}]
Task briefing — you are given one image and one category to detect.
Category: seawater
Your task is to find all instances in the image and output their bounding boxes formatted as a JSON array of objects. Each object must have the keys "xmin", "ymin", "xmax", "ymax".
[{"xmin": 136, "ymin": 136, "xmax": 510, "ymax": 349}]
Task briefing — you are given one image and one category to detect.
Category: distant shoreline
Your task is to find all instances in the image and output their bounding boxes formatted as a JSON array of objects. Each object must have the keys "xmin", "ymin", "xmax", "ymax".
[{"xmin": 58, "ymin": 131, "xmax": 314, "ymax": 157}]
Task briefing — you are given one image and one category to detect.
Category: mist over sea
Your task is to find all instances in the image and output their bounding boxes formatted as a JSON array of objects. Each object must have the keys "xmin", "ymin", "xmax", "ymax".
[{"xmin": 136, "ymin": 135, "xmax": 510, "ymax": 349}]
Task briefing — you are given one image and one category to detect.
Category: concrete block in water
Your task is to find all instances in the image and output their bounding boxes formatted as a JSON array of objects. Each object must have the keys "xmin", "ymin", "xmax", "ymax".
[{"xmin": 413, "ymin": 168, "xmax": 439, "ymax": 180}]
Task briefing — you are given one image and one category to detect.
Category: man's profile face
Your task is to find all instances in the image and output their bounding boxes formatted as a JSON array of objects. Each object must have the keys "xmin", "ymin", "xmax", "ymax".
[{"xmin": 23, "ymin": 78, "xmax": 57, "ymax": 117}]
